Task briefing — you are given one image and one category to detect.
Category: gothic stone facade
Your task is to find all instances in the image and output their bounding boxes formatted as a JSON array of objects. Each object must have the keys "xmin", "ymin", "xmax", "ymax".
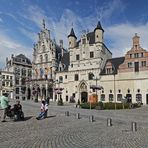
[
  {"xmin": 32, "ymin": 20, "xmax": 148, "ymax": 104},
  {"xmin": 5, "ymin": 54, "xmax": 32, "ymax": 100}
]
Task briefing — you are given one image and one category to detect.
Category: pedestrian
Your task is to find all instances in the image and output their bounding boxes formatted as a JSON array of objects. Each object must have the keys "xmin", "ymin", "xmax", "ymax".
[
  {"xmin": 0, "ymin": 93, "xmax": 9, "ymax": 122},
  {"xmin": 36, "ymin": 100, "xmax": 48, "ymax": 120}
]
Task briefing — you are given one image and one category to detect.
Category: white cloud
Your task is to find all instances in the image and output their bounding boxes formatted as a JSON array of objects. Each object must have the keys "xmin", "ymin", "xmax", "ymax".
[
  {"xmin": 21, "ymin": 0, "xmax": 125, "ymax": 49},
  {"xmin": 105, "ymin": 23, "xmax": 148, "ymax": 57},
  {"xmin": 0, "ymin": 31, "xmax": 32, "ymax": 69},
  {"xmin": 95, "ymin": 0, "xmax": 125, "ymax": 21},
  {"xmin": 18, "ymin": 27, "xmax": 37, "ymax": 41}
]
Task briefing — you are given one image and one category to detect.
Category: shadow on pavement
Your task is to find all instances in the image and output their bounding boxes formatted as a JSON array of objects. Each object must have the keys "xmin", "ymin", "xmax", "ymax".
[
  {"xmin": 24, "ymin": 116, "xmax": 33, "ymax": 121},
  {"xmin": 46, "ymin": 115, "xmax": 56, "ymax": 118}
]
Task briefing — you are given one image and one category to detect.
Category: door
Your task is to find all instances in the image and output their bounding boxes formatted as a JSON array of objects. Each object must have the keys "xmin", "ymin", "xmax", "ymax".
[{"xmin": 81, "ymin": 92, "xmax": 88, "ymax": 103}]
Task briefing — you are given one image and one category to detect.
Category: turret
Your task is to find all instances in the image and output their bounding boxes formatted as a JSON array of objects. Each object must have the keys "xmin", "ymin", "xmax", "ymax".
[
  {"xmin": 94, "ymin": 21, "xmax": 104, "ymax": 43},
  {"xmin": 68, "ymin": 28, "xmax": 77, "ymax": 49},
  {"xmin": 132, "ymin": 33, "xmax": 140, "ymax": 50}
]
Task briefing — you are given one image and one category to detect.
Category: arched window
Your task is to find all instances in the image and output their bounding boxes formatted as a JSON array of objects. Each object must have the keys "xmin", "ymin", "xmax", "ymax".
[
  {"xmin": 59, "ymin": 76, "xmax": 63, "ymax": 83},
  {"xmin": 88, "ymin": 73, "xmax": 94, "ymax": 80},
  {"xmin": 117, "ymin": 94, "xmax": 122, "ymax": 101},
  {"xmin": 40, "ymin": 55, "xmax": 43, "ymax": 63},
  {"xmin": 136, "ymin": 94, "xmax": 142, "ymax": 102},
  {"xmin": 101, "ymin": 94, "xmax": 105, "ymax": 101},
  {"xmin": 109, "ymin": 94, "xmax": 113, "ymax": 101},
  {"xmin": 45, "ymin": 54, "xmax": 48, "ymax": 62}
]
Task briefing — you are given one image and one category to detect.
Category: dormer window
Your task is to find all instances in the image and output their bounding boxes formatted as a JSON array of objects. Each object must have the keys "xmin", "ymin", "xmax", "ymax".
[{"xmin": 106, "ymin": 68, "xmax": 112, "ymax": 74}]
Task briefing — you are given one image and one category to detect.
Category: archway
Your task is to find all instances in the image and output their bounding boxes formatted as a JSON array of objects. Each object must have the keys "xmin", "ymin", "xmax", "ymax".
[
  {"xmin": 48, "ymin": 87, "xmax": 53, "ymax": 100},
  {"xmin": 42, "ymin": 87, "xmax": 46, "ymax": 99},
  {"xmin": 81, "ymin": 92, "xmax": 88, "ymax": 103},
  {"xmin": 27, "ymin": 88, "xmax": 31, "ymax": 100},
  {"xmin": 79, "ymin": 82, "xmax": 88, "ymax": 103},
  {"xmin": 146, "ymin": 94, "xmax": 148, "ymax": 104}
]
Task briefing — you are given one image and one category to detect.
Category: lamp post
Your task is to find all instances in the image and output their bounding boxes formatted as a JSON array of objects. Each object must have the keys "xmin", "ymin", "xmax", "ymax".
[
  {"xmin": 93, "ymin": 76, "xmax": 100, "ymax": 100},
  {"xmin": 54, "ymin": 79, "xmax": 64, "ymax": 103},
  {"xmin": 114, "ymin": 74, "xmax": 116, "ymax": 110},
  {"xmin": 112, "ymin": 64, "xmax": 116, "ymax": 110}
]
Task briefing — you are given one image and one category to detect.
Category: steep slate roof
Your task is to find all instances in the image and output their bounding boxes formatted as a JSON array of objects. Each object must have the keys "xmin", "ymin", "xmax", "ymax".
[
  {"xmin": 100, "ymin": 57, "xmax": 125, "ymax": 75},
  {"xmin": 75, "ymin": 31, "xmax": 112, "ymax": 55},
  {"xmin": 68, "ymin": 28, "xmax": 77, "ymax": 39},
  {"xmin": 94, "ymin": 21, "xmax": 104, "ymax": 32},
  {"xmin": 15, "ymin": 54, "xmax": 32, "ymax": 64}
]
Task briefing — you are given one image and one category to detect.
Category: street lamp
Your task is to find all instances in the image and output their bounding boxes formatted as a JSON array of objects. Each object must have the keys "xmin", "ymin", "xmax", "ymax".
[
  {"xmin": 112, "ymin": 65, "xmax": 116, "ymax": 110},
  {"xmin": 54, "ymin": 79, "xmax": 64, "ymax": 103},
  {"xmin": 90, "ymin": 76, "xmax": 103, "ymax": 109}
]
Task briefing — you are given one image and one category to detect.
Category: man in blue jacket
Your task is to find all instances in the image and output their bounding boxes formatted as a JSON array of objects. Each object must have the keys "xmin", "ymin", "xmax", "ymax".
[{"xmin": 0, "ymin": 93, "xmax": 9, "ymax": 122}]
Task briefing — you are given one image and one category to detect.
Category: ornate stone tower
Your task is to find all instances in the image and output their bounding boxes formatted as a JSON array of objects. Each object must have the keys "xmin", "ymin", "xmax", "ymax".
[
  {"xmin": 32, "ymin": 19, "xmax": 61, "ymax": 101},
  {"xmin": 32, "ymin": 19, "xmax": 57, "ymax": 80},
  {"xmin": 132, "ymin": 33, "xmax": 140, "ymax": 50}
]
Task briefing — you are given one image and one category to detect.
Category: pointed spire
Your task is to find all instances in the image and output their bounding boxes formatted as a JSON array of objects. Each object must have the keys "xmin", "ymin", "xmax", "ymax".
[
  {"xmin": 94, "ymin": 21, "xmax": 104, "ymax": 32},
  {"xmin": 42, "ymin": 19, "xmax": 45, "ymax": 29},
  {"xmin": 68, "ymin": 28, "xmax": 77, "ymax": 39}
]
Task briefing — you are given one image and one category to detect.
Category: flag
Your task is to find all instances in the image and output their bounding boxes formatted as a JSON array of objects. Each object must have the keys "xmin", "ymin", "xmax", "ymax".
[
  {"xmin": 35, "ymin": 69, "xmax": 38, "ymax": 76},
  {"xmin": 40, "ymin": 68, "xmax": 44, "ymax": 78},
  {"xmin": 45, "ymin": 67, "xmax": 49, "ymax": 75}
]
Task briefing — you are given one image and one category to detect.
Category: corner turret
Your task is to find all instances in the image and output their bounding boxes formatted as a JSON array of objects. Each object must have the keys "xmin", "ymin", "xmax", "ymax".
[
  {"xmin": 94, "ymin": 21, "xmax": 104, "ymax": 43},
  {"xmin": 68, "ymin": 28, "xmax": 77, "ymax": 48}
]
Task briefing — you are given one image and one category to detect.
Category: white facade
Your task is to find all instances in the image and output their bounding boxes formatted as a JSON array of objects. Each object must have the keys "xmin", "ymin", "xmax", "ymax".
[
  {"xmin": 31, "ymin": 20, "xmax": 148, "ymax": 105},
  {"xmin": 56, "ymin": 22, "xmax": 112, "ymax": 103},
  {"xmin": 0, "ymin": 70, "xmax": 14, "ymax": 98}
]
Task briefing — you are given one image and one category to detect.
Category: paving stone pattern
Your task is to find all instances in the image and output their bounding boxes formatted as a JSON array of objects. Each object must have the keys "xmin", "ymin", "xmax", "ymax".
[{"xmin": 0, "ymin": 100, "xmax": 148, "ymax": 148}]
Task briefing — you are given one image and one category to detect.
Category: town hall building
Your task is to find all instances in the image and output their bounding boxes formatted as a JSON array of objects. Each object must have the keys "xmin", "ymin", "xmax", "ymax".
[{"xmin": 29, "ymin": 20, "xmax": 148, "ymax": 104}]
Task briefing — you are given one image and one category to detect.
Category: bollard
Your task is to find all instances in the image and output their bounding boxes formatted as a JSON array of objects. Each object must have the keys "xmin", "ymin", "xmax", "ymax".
[
  {"xmin": 65, "ymin": 111, "xmax": 69, "ymax": 116},
  {"xmin": 89, "ymin": 115, "xmax": 94, "ymax": 122},
  {"xmin": 76, "ymin": 113, "xmax": 80, "ymax": 119},
  {"xmin": 107, "ymin": 118, "xmax": 112, "ymax": 127},
  {"xmin": 131, "ymin": 122, "xmax": 137, "ymax": 132}
]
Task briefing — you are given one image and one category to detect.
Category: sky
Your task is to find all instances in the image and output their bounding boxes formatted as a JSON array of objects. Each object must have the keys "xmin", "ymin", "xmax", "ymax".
[{"xmin": 0, "ymin": 0, "xmax": 148, "ymax": 68}]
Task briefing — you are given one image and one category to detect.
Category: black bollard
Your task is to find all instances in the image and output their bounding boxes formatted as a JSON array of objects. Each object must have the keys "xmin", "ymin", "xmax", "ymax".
[
  {"xmin": 131, "ymin": 122, "xmax": 137, "ymax": 132},
  {"xmin": 89, "ymin": 115, "xmax": 94, "ymax": 122},
  {"xmin": 107, "ymin": 118, "xmax": 112, "ymax": 127},
  {"xmin": 76, "ymin": 113, "xmax": 80, "ymax": 119},
  {"xmin": 65, "ymin": 111, "xmax": 69, "ymax": 116}
]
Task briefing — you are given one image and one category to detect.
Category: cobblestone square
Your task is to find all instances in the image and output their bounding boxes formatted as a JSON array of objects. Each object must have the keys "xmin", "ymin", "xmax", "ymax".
[{"xmin": 0, "ymin": 101, "xmax": 148, "ymax": 148}]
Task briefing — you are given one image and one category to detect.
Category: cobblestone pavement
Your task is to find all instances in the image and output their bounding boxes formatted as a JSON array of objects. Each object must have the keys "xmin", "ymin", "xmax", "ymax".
[{"xmin": 0, "ymin": 100, "xmax": 148, "ymax": 148}]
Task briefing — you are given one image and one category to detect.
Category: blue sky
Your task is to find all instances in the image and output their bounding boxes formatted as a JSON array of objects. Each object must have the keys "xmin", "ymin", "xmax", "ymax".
[{"xmin": 0, "ymin": 0, "xmax": 148, "ymax": 68}]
